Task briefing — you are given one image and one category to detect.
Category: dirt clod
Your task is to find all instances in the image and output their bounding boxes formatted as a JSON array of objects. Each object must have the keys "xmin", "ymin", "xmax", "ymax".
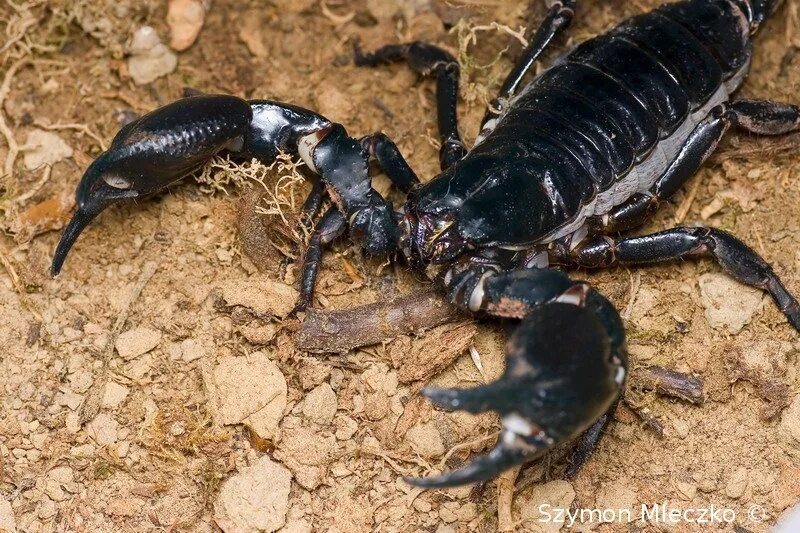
[
  {"xmin": 21, "ymin": 129, "xmax": 73, "ymax": 170},
  {"xmin": 115, "ymin": 327, "xmax": 162, "ymax": 360},
  {"xmin": 214, "ymin": 456, "xmax": 291, "ymax": 533},
  {"xmin": 204, "ymin": 352, "xmax": 287, "ymax": 441},
  {"xmin": 699, "ymin": 273, "xmax": 765, "ymax": 333},
  {"xmin": 217, "ymin": 277, "xmax": 298, "ymax": 319}
]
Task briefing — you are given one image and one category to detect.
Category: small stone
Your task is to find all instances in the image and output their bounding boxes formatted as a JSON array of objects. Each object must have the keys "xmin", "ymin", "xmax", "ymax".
[
  {"xmin": 102, "ymin": 382, "xmax": 129, "ymax": 408},
  {"xmin": 516, "ymin": 481, "xmax": 575, "ymax": 533},
  {"xmin": 180, "ymin": 338, "xmax": 206, "ymax": 362},
  {"xmin": 239, "ymin": 11, "xmax": 267, "ymax": 57},
  {"xmin": 780, "ymin": 395, "xmax": 800, "ymax": 446},
  {"xmin": 65, "ymin": 412, "xmax": 80, "ymax": 433},
  {"xmin": 218, "ymin": 278, "xmax": 298, "ymax": 318},
  {"xmin": 167, "ymin": 0, "xmax": 208, "ymax": 51},
  {"xmin": 69, "ymin": 370, "xmax": 94, "ymax": 393},
  {"xmin": 673, "ymin": 479, "xmax": 697, "ymax": 500},
  {"xmin": 31, "ymin": 432, "xmax": 48, "ymax": 449},
  {"xmin": 413, "ymin": 498, "xmax": 432, "ymax": 513},
  {"xmin": 22, "ymin": 129, "xmax": 73, "ymax": 170},
  {"xmin": 672, "ymin": 418, "xmax": 690, "ymax": 439},
  {"xmin": 274, "ymin": 427, "xmax": 336, "ymax": 490},
  {"xmin": 595, "ymin": 481, "xmax": 636, "ymax": 518},
  {"xmin": 86, "ymin": 413, "xmax": 119, "ymax": 446},
  {"xmin": 699, "ymin": 273, "xmax": 764, "ymax": 334},
  {"xmin": 0, "ymin": 498, "xmax": 15, "ymax": 533},
  {"xmin": 169, "ymin": 421, "xmax": 186, "ymax": 436},
  {"xmin": 56, "ymin": 389, "xmax": 83, "ymax": 410},
  {"xmin": 334, "ymin": 415, "xmax": 358, "ymax": 441},
  {"xmin": 127, "ymin": 26, "xmax": 178, "ymax": 85},
  {"xmin": 366, "ymin": 0, "xmax": 402, "ymax": 21},
  {"xmin": 725, "ymin": 467, "xmax": 749, "ymax": 499},
  {"xmin": 214, "ymin": 456, "xmax": 291, "ymax": 532},
  {"xmin": 48, "ymin": 467, "xmax": 74, "ymax": 484},
  {"xmin": 44, "ymin": 479, "xmax": 66, "ymax": 502},
  {"xmin": 302, "ymin": 383, "xmax": 337, "ymax": 426},
  {"xmin": 115, "ymin": 327, "xmax": 161, "ymax": 359},
  {"xmin": 38, "ymin": 497, "xmax": 57, "ymax": 520},
  {"xmin": 406, "ymin": 422, "xmax": 444, "ymax": 459},
  {"xmin": 205, "ymin": 352, "xmax": 287, "ymax": 441}
]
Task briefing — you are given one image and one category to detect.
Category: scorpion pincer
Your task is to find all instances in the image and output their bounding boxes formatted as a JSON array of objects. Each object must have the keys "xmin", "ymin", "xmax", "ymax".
[{"xmin": 51, "ymin": 0, "xmax": 800, "ymax": 487}]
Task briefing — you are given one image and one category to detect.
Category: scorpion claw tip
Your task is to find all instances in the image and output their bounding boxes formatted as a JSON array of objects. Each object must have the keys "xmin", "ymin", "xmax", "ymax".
[
  {"xmin": 404, "ymin": 442, "xmax": 534, "ymax": 488},
  {"xmin": 421, "ymin": 386, "xmax": 462, "ymax": 411},
  {"xmin": 50, "ymin": 208, "xmax": 97, "ymax": 278}
]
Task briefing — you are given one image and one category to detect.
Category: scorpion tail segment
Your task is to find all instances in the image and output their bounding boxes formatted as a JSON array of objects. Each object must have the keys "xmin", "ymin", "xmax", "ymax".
[
  {"xmin": 413, "ymin": 301, "xmax": 627, "ymax": 487},
  {"xmin": 404, "ymin": 441, "xmax": 538, "ymax": 489}
]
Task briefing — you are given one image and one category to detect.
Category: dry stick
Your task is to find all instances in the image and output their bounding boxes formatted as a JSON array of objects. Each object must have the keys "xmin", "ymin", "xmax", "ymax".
[
  {"xmin": 10, "ymin": 163, "xmax": 50, "ymax": 205},
  {"xmin": 78, "ymin": 261, "xmax": 158, "ymax": 425},
  {"xmin": 674, "ymin": 174, "xmax": 702, "ymax": 224},
  {"xmin": 294, "ymin": 287, "xmax": 460, "ymax": 353},
  {"xmin": 0, "ymin": 57, "xmax": 30, "ymax": 180},
  {"xmin": 497, "ymin": 465, "xmax": 521, "ymax": 532},
  {"xmin": 32, "ymin": 120, "xmax": 107, "ymax": 151},
  {"xmin": 630, "ymin": 365, "xmax": 705, "ymax": 405}
]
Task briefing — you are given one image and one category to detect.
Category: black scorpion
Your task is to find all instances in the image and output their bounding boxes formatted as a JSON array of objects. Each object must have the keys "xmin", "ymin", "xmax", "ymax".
[{"xmin": 51, "ymin": 0, "xmax": 800, "ymax": 487}]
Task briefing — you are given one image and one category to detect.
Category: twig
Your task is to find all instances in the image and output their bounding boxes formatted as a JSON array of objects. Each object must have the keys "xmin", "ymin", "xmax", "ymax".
[
  {"xmin": 0, "ymin": 242, "xmax": 23, "ymax": 294},
  {"xmin": 497, "ymin": 465, "xmax": 521, "ymax": 532},
  {"xmin": 674, "ymin": 175, "xmax": 702, "ymax": 224},
  {"xmin": 295, "ymin": 288, "xmax": 461, "ymax": 353},
  {"xmin": 622, "ymin": 271, "xmax": 641, "ymax": 321},
  {"xmin": 437, "ymin": 431, "xmax": 498, "ymax": 471},
  {"xmin": 622, "ymin": 397, "xmax": 665, "ymax": 437},
  {"xmin": 32, "ymin": 120, "xmax": 107, "ymax": 151},
  {"xmin": 0, "ymin": 57, "xmax": 30, "ymax": 180},
  {"xmin": 10, "ymin": 163, "xmax": 50, "ymax": 205},
  {"xmin": 629, "ymin": 365, "xmax": 705, "ymax": 405},
  {"xmin": 77, "ymin": 261, "xmax": 158, "ymax": 425}
]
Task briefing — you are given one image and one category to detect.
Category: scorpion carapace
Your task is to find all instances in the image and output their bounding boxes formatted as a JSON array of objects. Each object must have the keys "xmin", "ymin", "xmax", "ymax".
[{"xmin": 52, "ymin": 0, "xmax": 799, "ymax": 487}]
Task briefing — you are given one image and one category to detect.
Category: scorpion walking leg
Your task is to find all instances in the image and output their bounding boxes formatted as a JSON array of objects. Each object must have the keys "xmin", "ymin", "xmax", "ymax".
[
  {"xmin": 354, "ymin": 42, "xmax": 466, "ymax": 169},
  {"xmin": 481, "ymin": 0, "xmax": 576, "ymax": 129},
  {"xmin": 593, "ymin": 99, "xmax": 800, "ymax": 233},
  {"xmin": 407, "ymin": 268, "xmax": 627, "ymax": 487},
  {"xmin": 296, "ymin": 207, "xmax": 346, "ymax": 312},
  {"xmin": 299, "ymin": 179, "xmax": 326, "ymax": 233},
  {"xmin": 360, "ymin": 133, "xmax": 420, "ymax": 193},
  {"xmin": 567, "ymin": 227, "xmax": 800, "ymax": 330}
]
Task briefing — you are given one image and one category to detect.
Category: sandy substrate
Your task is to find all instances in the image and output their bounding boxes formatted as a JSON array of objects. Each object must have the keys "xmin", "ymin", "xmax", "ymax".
[{"xmin": 1, "ymin": 0, "xmax": 800, "ymax": 531}]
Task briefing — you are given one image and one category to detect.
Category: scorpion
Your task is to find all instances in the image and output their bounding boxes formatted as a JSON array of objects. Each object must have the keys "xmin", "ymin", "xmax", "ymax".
[{"xmin": 51, "ymin": 0, "xmax": 800, "ymax": 488}]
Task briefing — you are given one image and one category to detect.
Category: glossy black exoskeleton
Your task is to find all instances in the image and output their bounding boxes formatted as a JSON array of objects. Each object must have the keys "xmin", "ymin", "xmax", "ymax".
[{"xmin": 52, "ymin": 0, "xmax": 800, "ymax": 487}]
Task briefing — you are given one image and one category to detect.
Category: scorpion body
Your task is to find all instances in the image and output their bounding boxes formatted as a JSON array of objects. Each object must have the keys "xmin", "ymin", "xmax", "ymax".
[{"xmin": 51, "ymin": 0, "xmax": 800, "ymax": 488}]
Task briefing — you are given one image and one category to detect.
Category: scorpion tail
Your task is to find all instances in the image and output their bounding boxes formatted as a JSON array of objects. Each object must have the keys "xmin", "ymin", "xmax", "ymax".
[{"xmin": 406, "ymin": 300, "xmax": 627, "ymax": 488}]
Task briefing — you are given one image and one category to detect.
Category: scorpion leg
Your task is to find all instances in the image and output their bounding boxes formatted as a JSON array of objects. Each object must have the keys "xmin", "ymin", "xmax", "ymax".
[
  {"xmin": 480, "ymin": 0, "xmax": 577, "ymax": 130},
  {"xmin": 360, "ymin": 133, "xmax": 420, "ymax": 193},
  {"xmin": 295, "ymin": 207, "xmax": 347, "ymax": 312},
  {"xmin": 407, "ymin": 268, "xmax": 627, "ymax": 487},
  {"xmin": 298, "ymin": 178, "xmax": 327, "ymax": 234},
  {"xmin": 592, "ymin": 99, "xmax": 800, "ymax": 233},
  {"xmin": 354, "ymin": 42, "xmax": 466, "ymax": 169},
  {"xmin": 565, "ymin": 227, "xmax": 800, "ymax": 330}
]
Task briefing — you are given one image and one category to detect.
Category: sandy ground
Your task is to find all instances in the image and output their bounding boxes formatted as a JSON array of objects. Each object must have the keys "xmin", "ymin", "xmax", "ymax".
[{"xmin": 2, "ymin": 0, "xmax": 800, "ymax": 532}]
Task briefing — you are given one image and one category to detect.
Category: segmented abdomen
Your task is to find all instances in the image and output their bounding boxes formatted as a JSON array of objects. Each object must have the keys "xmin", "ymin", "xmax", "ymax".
[{"xmin": 464, "ymin": 0, "xmax": 752, "ymax": 245}]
